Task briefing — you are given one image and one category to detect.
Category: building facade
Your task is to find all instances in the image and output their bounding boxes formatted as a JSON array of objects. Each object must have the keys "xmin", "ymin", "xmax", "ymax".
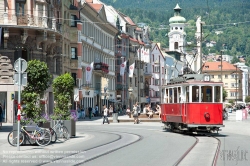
[
  {"xmin": 77, "ymin": 1, "xmax": 118, "ymax": 113},
  {"xmin": 0, "ymin": 0, "xmax": 66, "ymax": 123}
]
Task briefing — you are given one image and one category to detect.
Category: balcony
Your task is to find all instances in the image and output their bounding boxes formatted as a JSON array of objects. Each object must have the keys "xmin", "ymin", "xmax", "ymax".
[{"xmin": 94, "ymin": 62, "xmax": 109, "ymax": 74}]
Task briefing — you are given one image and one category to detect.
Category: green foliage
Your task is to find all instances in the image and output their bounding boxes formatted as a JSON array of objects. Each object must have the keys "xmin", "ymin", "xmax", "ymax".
[
  {"xmin": 228, "ymin": 99, "xmax": 234, "ymax": 105},
  {"xmin": 52, "ymin": 73, "xmax": 74, "ymax": 120},
  {"xmin": 102, "ymin": 0, "xmax": 250, "ymax": 58},
  {"xmin": 245, "ymin": 96, "xmax": 250, "ymax": 103},
  {"xmin": 231, "ymin": 55, "xmax": 240, "ymax": 64},
  {"xmin": 223, "ymin": 88, "xmax": 228, "ymax": 102},
  {"xmin": 24, "ymin": 60, "xmax": 51, "ymax": 95},
  {"xmin": 21, "ymin": 60, "xmax": 51, "ymax": 122}
]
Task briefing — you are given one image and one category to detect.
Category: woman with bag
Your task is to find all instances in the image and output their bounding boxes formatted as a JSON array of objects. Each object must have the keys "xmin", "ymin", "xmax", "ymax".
[{"xmin": 132, "ymin": 104, "xmax": 139, "ymax": 124}]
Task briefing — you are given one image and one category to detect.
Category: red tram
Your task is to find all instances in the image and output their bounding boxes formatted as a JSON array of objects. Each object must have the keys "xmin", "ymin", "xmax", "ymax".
[{"xmin": 161, "ymin": 74, "xmax": 224, "ymax": 133}]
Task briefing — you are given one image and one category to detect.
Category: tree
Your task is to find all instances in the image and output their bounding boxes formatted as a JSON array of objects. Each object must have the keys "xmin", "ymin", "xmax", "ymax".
[
  {"xmin": 21, "ymin": 60, "xmax": 51, "ymax": 123},
  {"xmin": 231, "ymin": 55, "xmax": 240, "ymax": 64},
  {"xmin": 52, "ymin": 73, "xmax": 75, "ymax": 120},
  {"xmin": 223, "ymin": 88, "xmax": 228, "ymax": 102},
  {"xmin": 245, "ymin": 96, "xmax": 250, "ymax": 103}
]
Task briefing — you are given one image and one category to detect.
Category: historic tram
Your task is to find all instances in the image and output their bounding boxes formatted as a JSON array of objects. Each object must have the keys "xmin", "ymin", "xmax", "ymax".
[{"xmin": 161, "ymin": 74, "xmax": 224, "ymax": 133}]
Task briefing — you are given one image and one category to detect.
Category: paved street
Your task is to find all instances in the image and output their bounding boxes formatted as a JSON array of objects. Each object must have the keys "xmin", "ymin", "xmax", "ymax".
[{"xmin": 0, "ymin": 114, "xmax": 249, "ymax": 166}]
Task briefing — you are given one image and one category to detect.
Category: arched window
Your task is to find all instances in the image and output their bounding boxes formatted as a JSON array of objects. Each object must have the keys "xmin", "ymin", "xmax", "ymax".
[{"xmin": 174, "ymin": 42, "xmax": 178, "ymax": 49}]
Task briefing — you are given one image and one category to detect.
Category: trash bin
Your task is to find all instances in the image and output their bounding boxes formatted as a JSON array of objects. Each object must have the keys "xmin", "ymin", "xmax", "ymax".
[{"xmin": 112, "ymin": 113, "xmax": 119, "ymax": 123}]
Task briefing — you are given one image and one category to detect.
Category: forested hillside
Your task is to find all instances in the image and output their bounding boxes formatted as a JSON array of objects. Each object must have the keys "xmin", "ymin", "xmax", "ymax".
[{"xmin": 102, "ymin": 0, "xmax": 250, "ymax": 65}]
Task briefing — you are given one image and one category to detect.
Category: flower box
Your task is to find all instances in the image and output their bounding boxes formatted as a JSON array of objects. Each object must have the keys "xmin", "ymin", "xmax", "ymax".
[{"xmin": 50, "ymin": 119, "xmax": 76, "ymax": 137}]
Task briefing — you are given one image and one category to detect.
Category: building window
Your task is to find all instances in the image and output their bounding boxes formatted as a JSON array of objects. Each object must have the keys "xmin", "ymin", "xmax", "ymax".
[
  {"xmin": 140, "ymin": 76, "xmax": 143, "ymax": 83},
  {"xmin": 155, "ymin": 79, "xmax": 159, "ymax": 85},
  {"xmin": 154, "ymin": 66, "xmax": 160, "ymax": 73},
  {"xmin": 211, "ymin": 75, "xmax": 214, "ymax": 78},
  {"xmin": 71, "ymin": 47, "xmax": 77, "ymax": 59},
  {"xmin": 140, "ymin": 89, "xmax": 144, "ymax": 97},
  {"xmin": 155, "ymin": 91, "xmax": 160, "ymax": 97},
  {"xmin": 218, "ymin": 75, "xmax": 221, "ymax": 79},
  {"xmin": 225, "ymin": 75, "xmax": 228, "ymax": 79},
  {"xmin": 16, "ymin": 1, "xmax": 26, "ymax": 16},
  {"xmin": 71, "ymin": 73, "xmax": 77, "ymax": 86},
  {"xmin": 174, "ymin": 42, "xmax": 178, "ymax": 49},
  {"xmin": 135, "ymin": 77, "xmax": 137, "ymax": 87},
  {"xmin": 117, "ymin": 75, "xmax": 122, "ymax": 82},
  {"xmin": 71, "ymin": 15, "xmax": 77, "ymax": 27}
]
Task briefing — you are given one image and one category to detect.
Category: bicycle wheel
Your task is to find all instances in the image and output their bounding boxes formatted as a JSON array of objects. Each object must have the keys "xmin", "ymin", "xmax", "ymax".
[
  {"xmin": 50, "ymin": 128, "xmax": 57, "ymax": 143},
  {"xmin": 35, "ymin": 129, "xmax": 51, "ymax": 146},
  {"xmin": 56, "ymin": 126, "xmax": 70, "ymax": 142},
  {"xmin": 7, "ymin": 130, "xmax": 25, "ymax": 147}
]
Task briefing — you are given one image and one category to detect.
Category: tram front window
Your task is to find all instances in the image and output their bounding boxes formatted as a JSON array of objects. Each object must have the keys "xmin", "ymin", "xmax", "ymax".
[
  {"xmin": 202, "ymin": 86, "xmax": 212, "ymax": 102},
  {"xmin": 192, "ymin": 86, "xmax": 199, "ymax": 102},
  {"xmin": 215, "ymin": 86, "xmax": 221, "ymax": 102}
]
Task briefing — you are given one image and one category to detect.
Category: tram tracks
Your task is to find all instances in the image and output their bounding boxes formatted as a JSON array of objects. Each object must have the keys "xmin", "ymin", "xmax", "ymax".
[
  {"xmin": 40, "ymin": 130, "xmax": 142, "ymax": 166},
  {"xmin": 174, "ymin": 135, "xmax": 221, "ymax": 166}
]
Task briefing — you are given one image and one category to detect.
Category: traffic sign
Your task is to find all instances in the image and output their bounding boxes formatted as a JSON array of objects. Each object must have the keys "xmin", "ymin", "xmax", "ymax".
[
  {"xmin": 14, "ymin": 72, "xmax": 27, "ymax": 86},
  {"xmin": 14, "ymin": 58, "xmax": 27, "ymax": 72}
]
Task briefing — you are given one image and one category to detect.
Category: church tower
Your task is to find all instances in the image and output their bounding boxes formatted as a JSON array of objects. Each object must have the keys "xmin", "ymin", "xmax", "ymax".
[{"xmin": 168, "ymin": 4, "xmax": 186, "ymax": 53}]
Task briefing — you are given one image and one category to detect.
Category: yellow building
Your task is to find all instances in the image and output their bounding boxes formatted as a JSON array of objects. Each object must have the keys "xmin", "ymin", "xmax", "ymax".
[{"xmin": 203, "ymin": 61, "xmax": 242, "ymax": 102}]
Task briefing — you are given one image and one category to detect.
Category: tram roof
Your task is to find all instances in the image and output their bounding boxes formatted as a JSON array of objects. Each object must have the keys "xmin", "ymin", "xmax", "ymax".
[{"xmin": 163, "ymin": 74, "xmax": 223, "ymax": 87}]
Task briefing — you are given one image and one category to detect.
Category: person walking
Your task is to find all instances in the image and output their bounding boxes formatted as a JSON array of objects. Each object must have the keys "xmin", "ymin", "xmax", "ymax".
[
  {"xmin": 81, "ymin": 105, "xmax": 85, "ymax": 119},
  {"xmin": 88, "ymin": 107, "xmax": 92, "ymax": 119},
  {"xmin": 0, "ymin": 103, "xmax": 3, "ymax": 129},
  {"xmin": 156, "ymin": 104, "xmax": 162, "ymax": 118},
  {"xmin": 77, "ymin": 105, "xmax": 81, "ymax": 120},
  {"xmin": 132, "ymin": 104, "xmax": 139, "ymax": 124},
  {"xmin": 95, "ymin": 104, "xmax": 99, "ymax": 117},
  {"xmin": 102, "ymin": 105, "xmax": 109, "ymax": 124}
]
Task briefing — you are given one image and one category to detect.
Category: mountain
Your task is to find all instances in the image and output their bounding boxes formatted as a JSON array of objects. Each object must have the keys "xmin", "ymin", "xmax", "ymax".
[{"xmin": 101, "ymin": 0, "xmax": 250, "ymax": 65}]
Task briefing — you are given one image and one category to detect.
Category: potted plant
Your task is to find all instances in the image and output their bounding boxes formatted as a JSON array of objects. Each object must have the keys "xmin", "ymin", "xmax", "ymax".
[
  {"xmin": 14, "ymin": 60, "xmax": 51, "ymax": 131},
  {"xmin": 52, "ymin": 73, "xmax": 76, "ymax": 137}
]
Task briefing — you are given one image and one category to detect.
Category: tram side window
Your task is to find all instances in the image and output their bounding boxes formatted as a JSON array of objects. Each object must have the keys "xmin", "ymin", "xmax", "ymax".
[
  {"xmin": 174, "ymin": 88, "xmax": 178, "ymax": 103},
  {"xmin": 186, "ymin": 86, "xmax": 189, "ymax": 102},
  {"xmin": 202, "ymin": 86, "xmax": 212, "ymax": 102},
  {"xmin": 178, "ymin": 87, "xmax": 181, "ymax": 102},
  {"xmin": 169, "ymin": 89, "xmax": 172, "ymax": 103},
  {"xmin": 192, "ymin": 86, "xmax": 199, "ymax": 102},
  {"xmin": 215, "ymin": 86, "xmax": 221, "ymax": 102},
  {"xmin": 165, "ymin": 89, "xmax": 169, "ymax": 103}
]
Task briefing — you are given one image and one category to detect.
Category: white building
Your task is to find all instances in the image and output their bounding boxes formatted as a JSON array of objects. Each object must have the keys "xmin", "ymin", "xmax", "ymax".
[
  {"xmin": 168, "ymin": 4, "xmax": 186, "ymax": 53},
  {"xmin": 149, "ymin": 43, "xmax": 165, "ymax": 105},
  {"xmin": 235, "ymin": 62, "xmax": 249, "ymax": 102}
]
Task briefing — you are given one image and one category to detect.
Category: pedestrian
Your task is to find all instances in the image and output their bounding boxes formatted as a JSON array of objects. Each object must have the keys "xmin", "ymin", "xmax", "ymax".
[
  {"xmin": 126, "ymin": 107, "xmax": 131, "ymax": 116},
  {"xmin": 81, "ymin": 105, "xmax": 85, "ymax": 119},
  {"xmin": 77, "ymin": 104, "xmax": 81, "ymax": 120},
  {"xmin": 88, "ymin": 107, "xmax": 92, "ymax": 119},
  {"xmin": 132, "ymin": 104, "xmax": 139, "ymax": 124},
  {"xmin": 0, "ymin": 103, "xmax": 3, "ymax": 129},
  {"xmin": 156, "ymin": 104, "xmax": 161, "ymax": 118},
  {"xmin": 109, "ymin": 105, "xmax": 113, "ymax": 116},
  {"xmin": 102, "ymin": 105, "xmax": 109, "ymax": 124},
  {"xmin": 95, "ymin": 104, "xmax": 99, "ymax": 116}
]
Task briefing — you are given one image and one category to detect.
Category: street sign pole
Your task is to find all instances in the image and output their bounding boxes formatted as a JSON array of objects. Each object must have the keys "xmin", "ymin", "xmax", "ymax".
[
  {"xmin": 17, "ymin": 58, "xmax": 21, "ymax": 151},
  {"xmin": 14, "ymin": 57, "xmax": 27, "ymax": 151}
]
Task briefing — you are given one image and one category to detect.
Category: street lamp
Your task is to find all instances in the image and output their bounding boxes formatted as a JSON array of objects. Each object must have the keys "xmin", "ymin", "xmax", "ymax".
[
  {"xmin": 104, "ymin": 86, "xmax": 108, "ymax": 106},
  {"xmin": 128, "ymin": 87, "xmax": 133, "ymax": 109},
  {"xmin": 235, "ymin": 65, "xmax": 238, "ymax": 106}
]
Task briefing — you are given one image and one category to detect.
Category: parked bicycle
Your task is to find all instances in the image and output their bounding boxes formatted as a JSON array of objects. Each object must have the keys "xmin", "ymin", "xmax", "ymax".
[
  {"xmin": 50, "ymin": 120, "xmax": 70, "ymax": 142},
  {"xmin": 8, "ymin": 124, "xmax": 51, "ymax": 147}
]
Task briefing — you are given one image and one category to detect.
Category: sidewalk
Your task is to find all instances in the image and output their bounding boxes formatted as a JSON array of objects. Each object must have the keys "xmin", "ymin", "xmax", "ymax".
[{"xmin": 0, "ymin": 123, "xmax": 92, "ymax": 154}]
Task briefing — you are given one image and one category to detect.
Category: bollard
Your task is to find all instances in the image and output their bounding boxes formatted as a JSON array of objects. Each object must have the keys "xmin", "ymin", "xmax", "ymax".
[{"xmin": 242, "ymin": 109, "xmax": 247, "ymax": 120}]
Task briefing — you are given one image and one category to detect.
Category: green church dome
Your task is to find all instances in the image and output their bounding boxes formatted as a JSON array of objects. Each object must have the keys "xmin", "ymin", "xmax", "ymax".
[{"xmin": 169, "ymin": 4, "xmax": 186, "ymax": 23}]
